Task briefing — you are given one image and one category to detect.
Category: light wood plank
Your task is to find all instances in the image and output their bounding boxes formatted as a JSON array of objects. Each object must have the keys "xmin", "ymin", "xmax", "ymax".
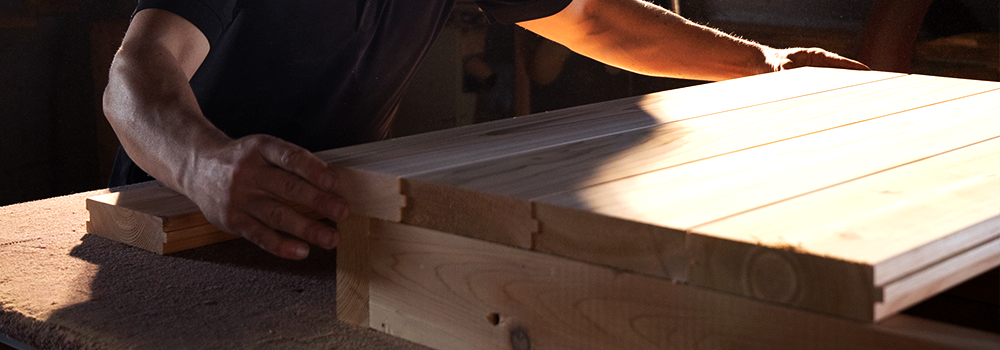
[
  {"xmin": 368, "ymin": 220, "xmax": 999, "ymax": 350},
  {"xmin": 88, "ymin": 183, "xmax": 203, "ymax": 231},
  {"xmin": 534, "ymin": 90, "xmax": 1000, "ymax": 320},
  {"xmin": 86, "ymin": 192, "xmax": 170, "ymax": 254},
  {"xmin": 369, "ymin": 68, "xmax": 901, "ymax": 242},
  {"xmin": 537, "ymin": 89, "xmax": 1000, "ymax": 233},
  {"xmin": 404, "ymin": 75, "xmax": 998, "ymax": 250},
  {"xmin": 320, "ymin": 67, "xmax": 903, "ymax": 175},
  {"xmin": 692, "ymin": 137, "xmax": 1000, "ymax": 294},
  {"xmin": 689, "ymin": 137, "xmax": 1000, "ymax": 321},
  {"xmin": 84, "ymin": 164, "xmax": 404, "ymax": 254},
  {"xmin": 336, "ymin": 215, "xmax": 372, "ymax": 326},
  {"xmin": 85, "ymin": 187, "xmax": 238, "ymax": 254},
  {"xmin": 683, "ymin": 232, "xmax": 876, "ymax": 319},
  {"xmin": 876, "ymin": 237, "xmax": 1000, "ymax": 320}
]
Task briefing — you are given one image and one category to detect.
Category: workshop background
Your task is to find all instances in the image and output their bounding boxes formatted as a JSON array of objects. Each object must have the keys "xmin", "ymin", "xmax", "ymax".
[{"xmin": 1, "ymin": 0, "xmax": 997, "ymax": 207}]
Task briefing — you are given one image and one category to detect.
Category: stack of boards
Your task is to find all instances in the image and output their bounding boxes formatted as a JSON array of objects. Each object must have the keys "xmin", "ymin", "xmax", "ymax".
[{"xmin": 87, "ymin": 68, "xmax": 1000, "ymax": 349}]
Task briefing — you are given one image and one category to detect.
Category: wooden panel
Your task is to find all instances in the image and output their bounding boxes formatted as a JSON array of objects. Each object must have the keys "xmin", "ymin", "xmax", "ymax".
[
  {"xmin": 405, "ymin": 75, "xmax": 998, "ymax": 249},
  {"xmin": 343, "ymin": 69, "xmax": 903, "ymax": 240},
  {"xmin": 321, "ymin": 67, "xmax": 902, "ymax": 176},
  {"xmin": 693, "ymin": 137, "xmax": 1000, "ymax": 308},
  {"xmin": 535, "ymin": 89, "xmax": 1000, "ymax": 231},
  {"xmin": 533, "ymin": 89, "xmax": 1000, "ymax": 320},
  {"xmin": 367, "ymin": 220, "xmax": 1000, "ymax": 350}
]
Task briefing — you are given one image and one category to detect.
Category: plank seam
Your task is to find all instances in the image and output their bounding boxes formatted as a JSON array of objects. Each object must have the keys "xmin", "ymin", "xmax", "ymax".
[
  {"xmin": 402, "ymin": 74, "xmax": 911, "ymax": 181},
  {"xmin": 687, "ymin": 134, "xmax": 1000, "ymax": 232},
  {"xmin": 532, "ymin": 87, "xmax": 1000, "ymax": 206},
  {"xmin": 875, "ymin": 224, "xmax": 1000, "ymax": 289}
]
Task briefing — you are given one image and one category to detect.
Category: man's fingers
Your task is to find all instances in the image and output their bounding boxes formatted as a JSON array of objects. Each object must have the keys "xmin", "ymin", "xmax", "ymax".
[
  {"xmin": 261, "ymin": 166, "xmax": 349, "ymax": 221},
  {"xmin": 236, "ymin": 216, "xmax": 312, "ymax": 260},
  {"xmin": 811, "ymin": 49, "xmax": 870, "ymax": 71},
  {"xmin": 257, "ymin": 136, "xmax": 338, "ymax": 192},
  {"xmin": 249, "ymin": 197, "xmax": 340, "ymax": 250},
  {"xmin": 784, "ymin": 48, "xmax": 870, "ymax": 71}
]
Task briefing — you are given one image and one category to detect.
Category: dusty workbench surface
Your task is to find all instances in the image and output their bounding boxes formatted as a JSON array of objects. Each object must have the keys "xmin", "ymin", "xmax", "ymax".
[{"xmin": 0, "ymin": 188, "xmax": 429, "ymax": 350}]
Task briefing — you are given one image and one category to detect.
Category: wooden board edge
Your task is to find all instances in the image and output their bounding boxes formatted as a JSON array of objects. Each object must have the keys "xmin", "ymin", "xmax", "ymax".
[
  {"xmin": 161, "ymin": 230, "xmax": 239, "ymax": 254},
  {"xmin": 875, "ymin": 215, "xmax": 1000, "ymax": 286},
  {"xmin": 401, "ymin": 178, "xmax": 535, "ymax": 249},
  {"xmin": 86, "ymin": 196, "xmax": 167, "ymax": 254},
  {"xmin": 684, "ymin": 231, "xmax": 876, "ymax": 321},
  {"xmin": 875, "ymin": 236, "xmax": 1000, "ymax": 321},
  {"xmin": 533, "ymin": 202, "xmax": 688, "ymax": 281},
  {"xmin": 332, "ymin": 166, "xmax": 405, "ymax": 222},
  {"xmin": 368, "ymin": 221, "xmax": 988, "ymax": 350},
  {"xmin": 336, "ymin": 215, "xmax": 372, "ymax": 327}
]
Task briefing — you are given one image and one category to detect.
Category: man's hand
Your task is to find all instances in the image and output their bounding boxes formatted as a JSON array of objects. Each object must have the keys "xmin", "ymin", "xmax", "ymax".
[
  {"xmin": 520, "ymin": 0, "xmax": 870, "ymax": 81},
  {"xmin": 104, "ymin": 9, "xmax": 347, "ymax": 259},
  {"xmin": 185, "ymin": 135, "xmax": 348, "ymax": 260},
  {"xmin": 762, "ymin": 47, "xmax": 870, "ymax": 74}
]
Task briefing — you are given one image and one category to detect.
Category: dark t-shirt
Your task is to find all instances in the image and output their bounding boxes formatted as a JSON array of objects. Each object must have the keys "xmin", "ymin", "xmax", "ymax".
[{"xmin": 110, "ymin": 0, "xmax": 571, "ymax": 186}]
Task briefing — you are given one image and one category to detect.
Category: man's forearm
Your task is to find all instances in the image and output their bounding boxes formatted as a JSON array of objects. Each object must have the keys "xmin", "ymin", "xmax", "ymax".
[
  {"xmin": 520, "ymin": 0, "xmax": 863, "ymax": 81},
  {"xmin": 104, "ymin": 40, "xmax": 226, "ymax": 193},
  {"xmin": 103, "ymin": 8, "xmax": 218, "ymax": 193}
]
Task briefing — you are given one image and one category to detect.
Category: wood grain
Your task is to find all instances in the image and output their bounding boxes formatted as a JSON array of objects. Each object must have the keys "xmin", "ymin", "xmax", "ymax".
[
  {"xmin": 691, "ymin": 137, "xmax": 1000, "ymax": 321},
  {"xmin": 693, "ymin": 137, "xmax": 1000, "ymax": 282},
  {"xmin": 367, "ymin": 220, "xmax": 999, "ymax": 350},
  {"xmin": 876, "ymin": 237, "xmax": 1000, "ymax": 320},
  {"xmin": 336, "ymin": 215, "xmax": 372, "ymax": 326},
  {"xmin": 531, "ymin": 89, "xmax": 999, "ymax": 320},
  {"xmin": 85, "ymin": 186, "xmax": 238, "ymax": 254},
  {"xmin": 536, "ymin": 89, "xmax": 1000, "ymax": 230},
  {"xmin": 86, "ymin": 192, "xmax": 169, "ymax": 254},
  {"xmin": 684, "ymin": 233, "xmax": 876, "ymax": 319},
  {"xmin": 403, "ymin": 75, "xmax": 996, "ymax": 253},
  {"xmin": 532, "ymin": 203, "xmax": 688, "ymax": 281},
  {"xmin": 321, "ymin": 67, "xmax": 903, "ymax": 176},
  {"xmin": 402, "ymin": 179, "xmax": 537, "ymax": 249}
]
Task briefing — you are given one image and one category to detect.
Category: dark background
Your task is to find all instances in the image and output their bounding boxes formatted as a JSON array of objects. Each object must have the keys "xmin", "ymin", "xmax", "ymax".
[{"xmin": 1, "ymin": 0, "xmax": 997, "ymax": 207}]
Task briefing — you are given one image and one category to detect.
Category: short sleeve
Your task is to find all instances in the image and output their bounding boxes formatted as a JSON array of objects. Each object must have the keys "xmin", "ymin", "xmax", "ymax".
[
  {"xmin": 134, "ymin": 0, "xmax": 239, "ymax": 47},
  {"xmin": 476, "ymin": 0, "xmax": 573, "ymax": 24}
]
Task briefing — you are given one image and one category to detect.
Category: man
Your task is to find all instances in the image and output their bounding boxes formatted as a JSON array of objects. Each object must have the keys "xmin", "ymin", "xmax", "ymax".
[{"xmin": 103, "ymin": 0, "xmax": 868, "ymax": 260}]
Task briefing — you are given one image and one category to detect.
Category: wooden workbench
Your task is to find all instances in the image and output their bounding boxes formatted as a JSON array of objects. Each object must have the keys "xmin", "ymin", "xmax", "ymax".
[{"xmin": 37, "ymin": 67, "xmax": 1000, "ymax": 349}]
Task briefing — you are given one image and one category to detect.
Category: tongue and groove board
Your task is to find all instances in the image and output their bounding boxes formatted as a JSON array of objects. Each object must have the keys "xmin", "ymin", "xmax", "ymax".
[{"xmin": 85, "ymin": 68, "xmax": 999, "ymax": 324}]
